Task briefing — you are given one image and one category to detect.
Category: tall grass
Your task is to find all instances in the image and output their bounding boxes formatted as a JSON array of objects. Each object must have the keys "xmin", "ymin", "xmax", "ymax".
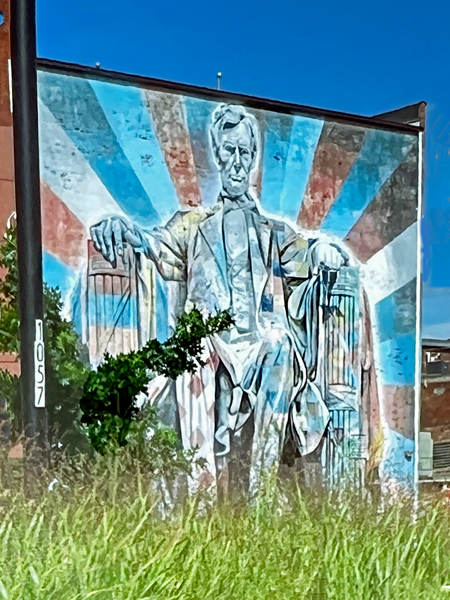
[{"xmin": 1, "ymin": 456, "xmax": 449, "ymax": 599}]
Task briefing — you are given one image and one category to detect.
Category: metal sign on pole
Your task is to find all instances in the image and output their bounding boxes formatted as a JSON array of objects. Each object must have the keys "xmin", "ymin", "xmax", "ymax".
[
  {"xmin": 10, "ymin": 0, "xmax": 48, "ymax": 480},
  {"xmin": 34, "ymin": 319, "xmax": 45, "ymax": 408}
]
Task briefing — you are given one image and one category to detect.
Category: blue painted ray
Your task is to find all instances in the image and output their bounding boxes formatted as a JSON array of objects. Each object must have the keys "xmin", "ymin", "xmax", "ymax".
[
  {"xmin": 320, "ymin": 130, "xmax": 416, "ymax": 237},
  {"xmin": 375, "ymin": 279, "xmax": 417, "ymax": 387},
  {"xmin": 259, "ymin": 112, "xmax": 293, "ymax": 216},
  {"xmin": 377, "ymin": 333, "xmax": 416, "ymax": 387},
  {"xmin": 279, "ymin": 115, "xmax": 324, "ymax": 222},
  {"xmin": 90, "ymin": 80, "xmax": 180, "ymax": 225},
  {"xmin": 43, "ymin": 251, "xmax": 75, "ymax": 298},
  {"xmin": 37, "ymin": 71, "xmax": 159, "ymax": 228},
  {"xmin": 375, "ymin": 279, "xmax": 416, "ymax": 344}
]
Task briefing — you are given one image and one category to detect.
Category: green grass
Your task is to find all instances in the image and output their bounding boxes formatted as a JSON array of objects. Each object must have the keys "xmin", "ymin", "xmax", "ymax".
[{"xmin": 1, "ymin": 458, "xmax": 450, "ymax": 600}]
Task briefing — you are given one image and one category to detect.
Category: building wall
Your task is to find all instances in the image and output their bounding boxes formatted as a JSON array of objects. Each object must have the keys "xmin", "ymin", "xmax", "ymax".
[
  {"xmin": 0, "ymin": 0, "xmax": 18, "ymax": 377},
  {"xmin": 0, "ymin": 0, "xmax": 14, "ymax": 237},
  {"xmin": 422, "ymin": 349, "xmax": 450, "ymax": 444},
  {"xmin": 37, "ymin": 68, "xmax": 420, "ymax": 493}
]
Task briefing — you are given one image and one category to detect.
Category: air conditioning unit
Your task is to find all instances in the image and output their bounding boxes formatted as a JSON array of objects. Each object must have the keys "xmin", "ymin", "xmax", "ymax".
[
  {"xmin": 433, "ymin": 441, "xmax": 450, "ymax": 471},
  {"xmin": 426, "ymin": 361, "xmax": 450, "ymax": 376},
  {"xmin": 419, "ymin": 432, "xmax": 433, "ymax": 478}
]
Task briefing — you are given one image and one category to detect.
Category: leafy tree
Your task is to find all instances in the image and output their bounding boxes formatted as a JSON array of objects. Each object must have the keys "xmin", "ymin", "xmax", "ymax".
[
  {"xmin": 0, "ymin": 221, "xmax": 19, "ymax": 353},
  {"xmin": 0, "ymin": 220, "xmax": 91, "ymax": 452},
  {"xmin": 80, "ymin": 308, "xmax": 233, "ymax": 456}
]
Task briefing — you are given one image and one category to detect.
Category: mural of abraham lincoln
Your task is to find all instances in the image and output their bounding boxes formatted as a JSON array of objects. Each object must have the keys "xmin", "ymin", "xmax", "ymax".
[{"xmin": 90, "ymin": 103, "xmax": 382, "ymax": 499}]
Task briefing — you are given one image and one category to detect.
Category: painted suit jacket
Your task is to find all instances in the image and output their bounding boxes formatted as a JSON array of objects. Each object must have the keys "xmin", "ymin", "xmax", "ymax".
[
  {"xmin": 140, "ymin": 195, "xmax": 329, "ymax": 455},
  {"xmin": 138, "ymin": 195, "xmax": 382, "ymax": 469},
  {"xmin": 145, "ymin": 195, "xmax": 311, "ymax": 337}
]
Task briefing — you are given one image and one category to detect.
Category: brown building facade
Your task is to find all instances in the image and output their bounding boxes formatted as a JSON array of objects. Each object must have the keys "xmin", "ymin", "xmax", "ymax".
[
  {"xmin": 421, "ymin": 340, "xmax": 450, "ymax": 479},
  {"xmin": 0, "ymin": 0, "xmax": 18, "ymax": 376}
]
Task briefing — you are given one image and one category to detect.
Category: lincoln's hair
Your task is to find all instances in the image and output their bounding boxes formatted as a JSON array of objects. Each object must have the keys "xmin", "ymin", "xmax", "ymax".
[{"xmin": 209, "ymin": 104, "xmax": 259, "ymax": 162}]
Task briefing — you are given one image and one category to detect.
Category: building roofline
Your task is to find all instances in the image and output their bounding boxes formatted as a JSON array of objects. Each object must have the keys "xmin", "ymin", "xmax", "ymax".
[
  {"xmin": 36, "ymin": 58, "xmax": 423, "ymax": 136},
  {"xmin": 423, "ymin": 339, "xmax": 450, "ymax": 350},
  {"xmin": 374, "ymin": 102, "xmax": 427, "ymax": 128}
]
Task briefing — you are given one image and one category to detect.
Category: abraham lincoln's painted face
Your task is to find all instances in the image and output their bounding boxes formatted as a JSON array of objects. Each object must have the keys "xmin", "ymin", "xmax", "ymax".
[{"xmin": 214, "ymin": 120, "xmax": 256, "ymax": 198}]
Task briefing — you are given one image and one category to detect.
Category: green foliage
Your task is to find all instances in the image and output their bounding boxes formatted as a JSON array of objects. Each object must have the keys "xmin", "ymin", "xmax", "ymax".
[
  {"xmin": 41, "ymin": 286, "xmax": 91, "ymax": 453},
  {"xmin": 80, "ymin": 308, "xmax": 233, "ymax": 455},
  {"xmin": 0, "ymin": 223, "xmax": 19, "ymax": 354},
  {"xmin": 0, "ymin": 222, "xmax": 91, "ymax": 451}
]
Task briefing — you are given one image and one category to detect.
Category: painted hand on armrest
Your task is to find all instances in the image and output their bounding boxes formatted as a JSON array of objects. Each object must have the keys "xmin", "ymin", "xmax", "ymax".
[
  {"xmin": 90, "ymin": 216, "xmax": 148, "ymax": 266},
  {"xmin": 309, "ymin": 242, "xmax": 349, "ymax": 275}
]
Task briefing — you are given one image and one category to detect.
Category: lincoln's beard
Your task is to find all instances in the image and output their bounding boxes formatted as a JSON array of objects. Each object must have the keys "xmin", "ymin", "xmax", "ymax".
[{"xmin": 220, "ymin": 170, "xmax": 250, "ymax": 198}]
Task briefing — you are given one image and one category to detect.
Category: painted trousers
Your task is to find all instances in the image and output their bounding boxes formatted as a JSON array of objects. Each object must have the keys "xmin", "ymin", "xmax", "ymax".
[{"xmin": 212, "ymin": 327, "xmax": 302, "ymax": 497}]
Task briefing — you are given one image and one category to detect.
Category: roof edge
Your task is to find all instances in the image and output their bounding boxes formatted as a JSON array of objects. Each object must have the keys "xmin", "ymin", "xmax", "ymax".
[
  {"xmin": 374, "ymin": 102, "xmax": 427, "ymax": 128},
  {"xmin": 423, "ymin": 339, "xmax": 450, "ymax": 349},
  {"xmin": 36, "ymin": 58, "xmax": 423, "ymax": 136}
]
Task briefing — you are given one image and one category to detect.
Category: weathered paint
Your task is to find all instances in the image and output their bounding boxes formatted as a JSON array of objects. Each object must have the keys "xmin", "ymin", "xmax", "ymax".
[{"xmin": 36, "ymin": 68, "xmax": 420, "ymax": 496}]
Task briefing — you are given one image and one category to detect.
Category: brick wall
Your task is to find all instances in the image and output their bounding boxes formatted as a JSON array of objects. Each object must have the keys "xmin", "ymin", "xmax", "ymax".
[
  {"xmin": 0, "ymin": 0, "xmax": 18, "ymax": 377},
  {"xmin": 422, "ymin": 348, "xmax": 450, "ymax": 443},
  {"xmin": 422, "ymin": 382, "xmax": 450, "ymax": 442}
]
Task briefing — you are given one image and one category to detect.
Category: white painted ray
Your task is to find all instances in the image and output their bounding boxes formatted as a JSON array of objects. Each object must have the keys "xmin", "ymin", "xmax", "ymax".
[
  {"xmin": 360, "ymin": 222, "xmax": 418, "ymax": 306},
  {"xmin": 38, "ymin": 99, "xmax": 126, "ymax": 228}
]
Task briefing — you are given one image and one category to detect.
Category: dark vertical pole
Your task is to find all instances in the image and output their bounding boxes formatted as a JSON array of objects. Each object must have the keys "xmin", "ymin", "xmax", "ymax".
[{"xmin": 10, "ymin": 0, "xmax": 47, "ymax": 480}]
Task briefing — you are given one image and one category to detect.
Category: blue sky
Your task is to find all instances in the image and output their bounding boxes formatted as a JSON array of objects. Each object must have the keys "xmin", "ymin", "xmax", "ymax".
[{"xmin": 37, "ymin": 0, "xmax": 450, "ymax": 339}]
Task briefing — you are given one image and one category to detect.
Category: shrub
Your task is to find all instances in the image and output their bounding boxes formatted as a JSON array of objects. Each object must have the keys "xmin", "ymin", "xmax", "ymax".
[
  {"xmin": 0, "ymin": 221, "xmax": 90, "ymax": 453},
  {"xmin": 80, "ymin": 308, "xmax": 233, "ymax": 456}
]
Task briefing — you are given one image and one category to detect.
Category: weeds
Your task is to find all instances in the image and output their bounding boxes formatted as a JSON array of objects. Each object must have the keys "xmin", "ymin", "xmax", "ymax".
[{"xmin": 0, "ymin": 457, "xmax": 449, "ymax": 599}]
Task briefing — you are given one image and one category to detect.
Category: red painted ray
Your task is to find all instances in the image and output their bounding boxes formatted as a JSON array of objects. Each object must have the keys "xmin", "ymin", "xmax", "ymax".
[
  {"xmin": 41, "ymin": 181, "xmax": 87, "ymax": 268},
  {"xmin": 144, "ymin": 91, "xmax": 202, "ymax": 208},
  {"xmin": 297, "ymin": 123, "xmax": 366, "ymax": 230},
  {"xmin": 345, "ymin": 214, "xmax": 385, "ymax": 263},
  {"xmin": 297, "ymin": 142, "xmax": 360, "ymax": 230},
  {"xmin": 382, "ymin": 385, "xmax": 414, "ymax": 439}
]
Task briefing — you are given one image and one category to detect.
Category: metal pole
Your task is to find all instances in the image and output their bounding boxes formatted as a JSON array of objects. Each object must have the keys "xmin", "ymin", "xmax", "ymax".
[{"xmin": 10, "ymin": 0, "xmax": 47, "ymax": 481}]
